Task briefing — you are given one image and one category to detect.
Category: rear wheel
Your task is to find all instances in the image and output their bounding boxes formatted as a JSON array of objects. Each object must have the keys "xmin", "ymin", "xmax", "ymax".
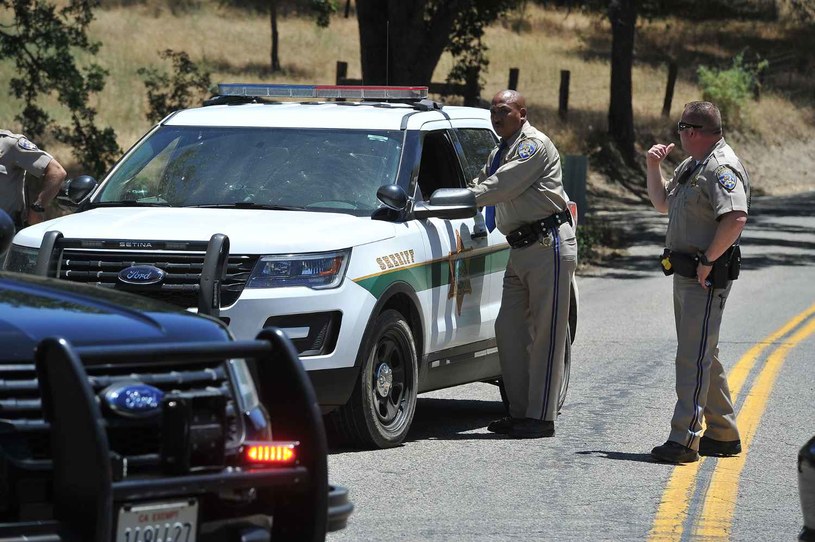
[
  {"xmin": 328, "ymin": 310, "xmax": 418, "ymax": 449},
  {"xmin": 499, "ymin": 323, "xmax": 572, "ymax": 414}
]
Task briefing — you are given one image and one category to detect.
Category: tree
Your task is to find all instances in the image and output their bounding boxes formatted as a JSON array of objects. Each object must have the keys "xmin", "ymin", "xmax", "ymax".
[
  {"xmin": 607, "ymin": 0, "xmax": 636, "ymax": 166},
  {"xmin": 354, "ymin": 0, "xmax": 517, "ymax": 87},
  {"xmin": 0, "ymin": 0, "xmax": 120, "ymax": 176},
  {"xmin": 137, "ymin": 50, "xmax": 212, "ymax": 123}
]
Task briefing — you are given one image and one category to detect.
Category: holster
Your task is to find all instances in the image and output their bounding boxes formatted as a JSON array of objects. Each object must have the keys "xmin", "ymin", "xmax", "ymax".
[{"xmin": 659, "ymin": 245, "xmax": 741, "ymax": 288}]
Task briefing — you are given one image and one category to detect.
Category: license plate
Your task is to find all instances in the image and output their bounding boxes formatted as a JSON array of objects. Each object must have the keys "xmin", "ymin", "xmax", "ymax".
[{"xmin": 116, "ymin": 499, "xmax": 198, "ymax": 542}]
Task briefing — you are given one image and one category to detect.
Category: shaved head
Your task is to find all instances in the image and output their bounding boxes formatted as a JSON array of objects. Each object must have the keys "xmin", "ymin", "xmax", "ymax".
[{"xmin": 490, "ymin": 89, "xmax": 527, "ymax": 139}]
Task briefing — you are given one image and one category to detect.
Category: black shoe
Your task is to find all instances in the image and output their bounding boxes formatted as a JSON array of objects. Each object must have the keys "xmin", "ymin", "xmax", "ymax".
[
  {"xmin": 487, "ymin": 416, "xmax": 519, "ymax": 434},
  {"xmin": 699, "ymin": 436, "xmax": 742, "ymax": 457},
  {"xmin": 507, "ymin": 418, "xmax": 555, "ymax": 439},
  {"xmin": 651, "ymin": 441, "xmax": 699, "ymax": 463}
]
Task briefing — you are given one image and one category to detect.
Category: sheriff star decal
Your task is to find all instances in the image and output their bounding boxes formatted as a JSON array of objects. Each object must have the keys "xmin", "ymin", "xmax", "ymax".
[
  {"xmin": 447, "ymin": 231, "xmax": 472, "ymax": 316},
  {"xmin": 716, "ymin": 165, "xmax": 738, "ymax": 191}
]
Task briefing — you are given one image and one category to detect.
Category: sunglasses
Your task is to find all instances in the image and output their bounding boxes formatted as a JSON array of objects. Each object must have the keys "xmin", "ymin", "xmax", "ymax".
[{"xmin": 677, "ymin": 121, "xmax": 704, "ymax": 132}]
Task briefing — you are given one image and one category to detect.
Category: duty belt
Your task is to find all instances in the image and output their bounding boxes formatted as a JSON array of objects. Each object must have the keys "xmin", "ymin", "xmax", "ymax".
[{"xmin": 506, "ymin": 209, "xmax": 573, "ymax": 249}]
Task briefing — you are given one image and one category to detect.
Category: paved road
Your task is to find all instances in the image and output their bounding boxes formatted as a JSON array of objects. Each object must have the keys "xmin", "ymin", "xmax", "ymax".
[{"xmin": 328, "ymin": 192, "xmax": 815, "ymax": 541}]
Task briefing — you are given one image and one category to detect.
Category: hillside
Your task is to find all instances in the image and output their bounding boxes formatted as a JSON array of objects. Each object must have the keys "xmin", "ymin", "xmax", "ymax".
[{"xmin": 1, "ymin": 2, "xmax": 813, "ymax": 203}]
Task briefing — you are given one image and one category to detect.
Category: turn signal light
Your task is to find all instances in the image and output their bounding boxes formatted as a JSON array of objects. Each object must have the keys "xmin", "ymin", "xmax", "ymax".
[{"xmin": 243, "ymin": 442, "xmax": 298, "ymax": 465}]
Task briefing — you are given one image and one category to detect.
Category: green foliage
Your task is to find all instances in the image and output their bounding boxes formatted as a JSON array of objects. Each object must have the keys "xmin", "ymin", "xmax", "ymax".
[
  {"xmin": 696, "ymin": 53, "xmax": 766, "ymax": 129},
  {"xmin": 0, "ymin": 0, "xmax": 121, "ymax": 176},
  {"xmin": 310, "ymin": 0, "xmax": 337, "ymax": 27},
  {"xmin": 442, "ymin": 1, "xmax": 519, "ymax": 91},
  {"xmin": 137, "ymin": 50, "xmax": 213, "ymax": 123}
]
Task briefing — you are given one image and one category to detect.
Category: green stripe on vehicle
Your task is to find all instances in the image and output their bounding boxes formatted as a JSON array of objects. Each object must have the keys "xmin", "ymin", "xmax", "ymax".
[{"xmin": 354, "ymin": 245, "xmax": 510, "ymax": 298}]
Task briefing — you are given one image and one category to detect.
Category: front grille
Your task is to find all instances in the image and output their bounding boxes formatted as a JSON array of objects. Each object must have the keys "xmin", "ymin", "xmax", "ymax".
[
  {"xmin": 57, "ymin": 245, "xmax": 258, "ymax": 309},
  {"xmin": 0, "ymin": 359, "xmax": 239, "ymax": 470}
]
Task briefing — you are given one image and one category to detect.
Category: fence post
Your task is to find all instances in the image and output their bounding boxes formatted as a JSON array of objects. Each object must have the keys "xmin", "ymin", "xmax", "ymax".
[
  {"xmin": 558, "ymin": 70, "xmax": 570, "ymax": 120},
  {"xmin": 661, "ymin": 61, "xmax": 677, "ymax": 118},
  {"xmin": 463, "ymin": 67, "xmax": 480, "ymax": 107},
  {"xmin": 336, "ymin": 61, "xmax": 348, "ymax": 85},
  {"xmin": 508, "ymin": 68, "xmax": 519, "ymax": 91}
]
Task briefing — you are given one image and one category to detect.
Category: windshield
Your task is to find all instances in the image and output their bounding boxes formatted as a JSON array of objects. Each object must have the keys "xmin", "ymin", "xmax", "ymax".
[{"xmin": 96, "ymin": 126, "xmax": 404, "ymax": 215}]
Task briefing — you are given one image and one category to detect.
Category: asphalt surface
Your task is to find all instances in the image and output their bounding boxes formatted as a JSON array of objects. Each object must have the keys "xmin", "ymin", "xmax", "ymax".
[{"xmin": 327, "ymin": 191, "xmax": 815, "ymax": 541}]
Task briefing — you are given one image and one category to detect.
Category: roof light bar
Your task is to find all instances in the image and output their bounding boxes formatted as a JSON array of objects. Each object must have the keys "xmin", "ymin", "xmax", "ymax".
[{"xmin": 218, "ymin": 83, "xmax": 428, "ymax": 100}]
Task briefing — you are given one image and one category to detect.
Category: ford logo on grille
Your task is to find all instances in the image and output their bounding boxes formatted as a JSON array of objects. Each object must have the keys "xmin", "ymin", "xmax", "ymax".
[
  {"xmin": 103, "ymin": 383, "xmax": 165, "ymax": 418},
  {"xmin": 117, "ymin": 265, "xmax": 166, "ymax": 285}
]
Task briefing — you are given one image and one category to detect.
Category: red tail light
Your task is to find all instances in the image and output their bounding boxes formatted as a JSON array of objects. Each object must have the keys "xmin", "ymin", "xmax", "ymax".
[
  {"xmin": 567, "ymin": 201, "xmax": 578, "ymax": 228},
  {"xmin": 243, "ymin": 441, "xmax": 298, "ymax": 465}
]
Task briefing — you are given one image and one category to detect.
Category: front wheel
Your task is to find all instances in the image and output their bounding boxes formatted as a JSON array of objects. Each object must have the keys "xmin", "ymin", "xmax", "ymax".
[
  {"xmin": 499, "ymin": 322, "xmax": 572, "ymax": 415},
  {"xmin": 328, "ymin": 310, "xmax": 418, "ymax": 449}
]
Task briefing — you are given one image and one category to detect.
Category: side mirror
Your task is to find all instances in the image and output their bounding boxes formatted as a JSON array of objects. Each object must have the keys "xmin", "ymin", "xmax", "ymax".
[
  {"xmin": 413, "ymin": 188, "xmax": 477, "ymax": 220},
  {"xmin": 0, "ymin": 210, "xmax": 14, "ymax": 255},
  {"xmin": 57, "ymin": 175, "xmax": 97, "ymax": 210},
  {"xmin": 376, "ymin": 184, "xmax": 408, "ymax": 211}
]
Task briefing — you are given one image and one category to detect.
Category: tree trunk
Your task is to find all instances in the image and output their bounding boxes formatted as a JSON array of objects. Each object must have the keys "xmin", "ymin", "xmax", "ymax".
[
  {"xmin": 270, "ymin": 0, "xmax": 281, "ymax": 72},
  {"xmin": 355, "ymin": 0, "xmax": 463, "ymax": 85},
  {"xmin": 608, "ymin": 0, "xmax": 637, "ymax": 166}
]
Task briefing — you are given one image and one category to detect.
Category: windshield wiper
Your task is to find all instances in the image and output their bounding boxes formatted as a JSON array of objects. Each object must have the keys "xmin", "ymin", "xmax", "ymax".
[
  {"xmin": 187, "ymin": 202, "xmax": 306, "ymax": 211},
  {"xmin": 92, "ymin": 200, "xmax": 171, "ymax": 207}
]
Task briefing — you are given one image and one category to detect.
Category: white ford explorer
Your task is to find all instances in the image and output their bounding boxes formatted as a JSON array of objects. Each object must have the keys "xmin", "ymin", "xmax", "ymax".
[{"xmin": 5, "ymin": 84, "xmax": 578, "ymax": 448}]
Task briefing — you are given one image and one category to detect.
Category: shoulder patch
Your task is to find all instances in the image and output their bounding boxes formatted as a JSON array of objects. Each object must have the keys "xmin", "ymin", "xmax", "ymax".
[
  {"xmin": 17, "ymin": 138, "xmax": 38, "ymax": 151},
  {"xmin": 516, "ymin": 140, "xmax": 539, "ymax": 160},
  {"xmin": 715, "ymin": 165, "xmax": 738, "ymax": 191}
]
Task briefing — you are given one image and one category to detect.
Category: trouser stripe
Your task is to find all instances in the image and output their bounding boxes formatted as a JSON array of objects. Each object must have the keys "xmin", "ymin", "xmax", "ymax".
[
  {"xmin": 540, "ymin": 228, "xmax": 560, "ymax": 419},
  {"xmin": 686, "ymin": 287, "xmax": 715, "ymax": 446}
]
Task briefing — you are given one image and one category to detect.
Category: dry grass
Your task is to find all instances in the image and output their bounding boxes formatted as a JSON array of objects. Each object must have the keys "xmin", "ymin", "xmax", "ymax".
[{"xmin": 1, "ymin": 1, "xmax": 813, "ymax": 195}]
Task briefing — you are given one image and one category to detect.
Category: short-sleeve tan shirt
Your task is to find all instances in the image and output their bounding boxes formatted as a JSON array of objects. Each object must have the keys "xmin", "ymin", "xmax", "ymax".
[
  {"xmin": 665, "ymin": 138, "xmax": 750, "ymax": 254},
  {"xmin": 468, "ymin": 121, "xmax": 569, "ymax": 234},
  {"xmin": 0, "ymin": 130, "xmax": 53, "ymax": 216}
]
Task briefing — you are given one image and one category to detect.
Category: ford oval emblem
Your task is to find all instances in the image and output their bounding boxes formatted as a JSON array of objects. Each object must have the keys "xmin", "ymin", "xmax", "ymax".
[
  {"xmin": 103, "ymin": 383, "xmax": 165, "ymax": 418},
  {"xmin": 117, "ymin": 265, "xmax": 166, "ymax": 285}
]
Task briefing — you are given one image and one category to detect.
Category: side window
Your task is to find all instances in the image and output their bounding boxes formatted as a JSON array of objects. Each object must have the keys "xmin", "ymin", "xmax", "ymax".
[
  {"xmin": 416, "ymin": 131, "xmax": 464, "ymax": 201},
  {"xmin": 456, "ymin": 128, "xmax": 498, "ymax": 182}
]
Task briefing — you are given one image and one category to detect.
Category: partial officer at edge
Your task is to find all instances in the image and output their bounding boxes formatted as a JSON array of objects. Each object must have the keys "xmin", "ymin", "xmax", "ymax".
[
  {"xmin": 0, "ymin": 129, "xmax": 67, "ymax": 231},
  {"xmin": 468, "ymin": 89, "xmax": 577, "ymax": 439},
  {"xmin": 646, "ymin": 101, "xmax": 749, "ymax": 463}
]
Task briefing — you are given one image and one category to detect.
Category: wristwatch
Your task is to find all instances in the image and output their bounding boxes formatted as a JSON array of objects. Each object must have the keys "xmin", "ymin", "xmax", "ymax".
[
  {"xmin": 697, "ymin": 251, "xmax": 714, "ymax": 266},
  {"xmin": 29, "ymin": 202, "xmax": 45, "ymax": 213}
]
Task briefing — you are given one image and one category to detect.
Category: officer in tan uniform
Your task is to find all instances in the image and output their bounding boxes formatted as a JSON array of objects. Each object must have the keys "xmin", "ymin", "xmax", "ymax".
[
  {"xmin": 0, "ymin": 129, "xmax": 66, "ymax": 231},
  {"xmin": 646, "ymin": 101, "xmax": 749, "ymax": 463},
  {"xmin": 469, "ymin": 90, "xmax": 577, "ymax": 439}
]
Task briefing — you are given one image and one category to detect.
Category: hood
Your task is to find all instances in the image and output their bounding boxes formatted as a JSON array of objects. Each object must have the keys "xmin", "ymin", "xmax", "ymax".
[
  {"xmin": 13, "ymin": 208, "xmax": 397, "ymax": 253},
  {"xmin": 0, "ymin": 272, "xmax": 229, "ymax": 362}
]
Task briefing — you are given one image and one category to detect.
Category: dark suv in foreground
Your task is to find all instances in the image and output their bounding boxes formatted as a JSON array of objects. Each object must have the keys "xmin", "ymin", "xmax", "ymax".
[{"xmin": 0, "ymin": 211, "xmax": 351, "ymax": 541}]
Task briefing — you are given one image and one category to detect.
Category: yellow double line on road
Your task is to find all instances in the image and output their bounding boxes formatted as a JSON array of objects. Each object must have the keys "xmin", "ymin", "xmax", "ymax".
[{"xmin": 649, "ymin": 301, "xmax": 815, "ymax": 541}]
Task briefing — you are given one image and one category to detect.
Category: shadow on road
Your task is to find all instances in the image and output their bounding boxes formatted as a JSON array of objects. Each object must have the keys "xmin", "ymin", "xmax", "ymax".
[
  {"xmin": 405, "ymin": 397, "xmax": 506, "ymax": 442},
  {"xmin": 575, "ymin": 450, "xmax": 660, "ymax": 464},
  {"xmin": 327, "ymin": 396, "xmax": 507, "ymax": 454}
]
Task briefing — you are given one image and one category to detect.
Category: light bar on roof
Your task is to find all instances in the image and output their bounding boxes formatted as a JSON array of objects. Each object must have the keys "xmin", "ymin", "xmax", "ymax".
[{"xmin": 218, "ymin": 83, "xmax": 428, "ymax": 100}]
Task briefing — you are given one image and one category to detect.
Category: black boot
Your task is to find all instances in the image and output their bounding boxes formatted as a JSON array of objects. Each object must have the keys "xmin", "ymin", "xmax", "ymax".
[
  {"xmin": 651, "ymin": 441, "xmax": 699, "ymax": 463},
  {"xmin": 699, "ymin": 436, "xmax": 742, "ymax": 457},
  {"xmin": 507, "ymin": 418, "xmax": 554, "ymax": 439},
  {"xmin": 487, "ymin": 416, "xmax": 520, "ymax": 434}
]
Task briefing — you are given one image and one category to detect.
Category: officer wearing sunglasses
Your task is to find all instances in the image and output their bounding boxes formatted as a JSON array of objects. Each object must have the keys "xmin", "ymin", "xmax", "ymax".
[{"xmin": 645, "ymin": 101, "xmax": 750, "ymax": 464}]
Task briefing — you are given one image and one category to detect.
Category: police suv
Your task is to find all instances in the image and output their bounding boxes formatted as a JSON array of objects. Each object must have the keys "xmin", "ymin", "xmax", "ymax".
[{"xmin": 5, "ymin": 84, "xmax": 578, "ymax": 449}]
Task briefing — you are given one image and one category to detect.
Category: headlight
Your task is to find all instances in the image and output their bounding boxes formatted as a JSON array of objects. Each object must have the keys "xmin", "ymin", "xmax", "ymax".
[
  {"xmin": 246, "ymin": 250, "xmax": 350, "ymax": 289},
  {"xmin": 4, "ymin": 244, "xmax": 39, "ymax": 274},
  {"xmin": 227, "ymin": 359, "xmax": 261, "ymax": 412}
]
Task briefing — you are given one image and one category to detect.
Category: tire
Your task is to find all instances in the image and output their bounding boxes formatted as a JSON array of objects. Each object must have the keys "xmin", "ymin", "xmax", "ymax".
[
  {"xmin": 499, "ymin": 322, "xmax": 572, "ymax": 414},
  {"xmin": 328, "ymin": 310, "xmax": 418, "ymax": 449}
]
